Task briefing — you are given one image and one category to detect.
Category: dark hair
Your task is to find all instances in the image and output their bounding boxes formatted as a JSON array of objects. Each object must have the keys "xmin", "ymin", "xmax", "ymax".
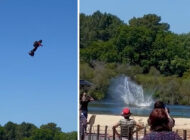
[
  {"xmin": 39, "ymin": 40, "xmax": 42, "ymax": 43},
  {"xmin": 154, "ymin": 101, "xmax": 165, "ymax": 109},
  {"xmin": 148, "ymin": 109, "xmax": 169, "ymax": 131}
]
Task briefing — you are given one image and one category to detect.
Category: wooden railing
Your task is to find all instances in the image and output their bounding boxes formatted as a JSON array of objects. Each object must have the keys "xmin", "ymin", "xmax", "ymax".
[{"xmin": 85, "ymin": 125, "xmax": 188, "ymax": 140}]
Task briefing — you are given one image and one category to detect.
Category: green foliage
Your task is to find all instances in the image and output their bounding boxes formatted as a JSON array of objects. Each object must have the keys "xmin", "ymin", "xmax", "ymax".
[
  {"xmin": 80, "ymin": 11, "xmax": 190, "ymax": 76},
  {"xmin": 16, "ymin": 122, "xmax": 37, "ymax": 140},
  {"xmin": 129, "ymin": 14, "xmax": 169, "ymax": 32},
  {"xmin": 80, "ymin": 11, "xmax": 123, "ymax": 48},
  {"xmin": 0, "ymin": 122, "xmax": 77, "ymax": 140},
  {"xmin": 80, "ymin": 61, "xmax": 190, "ymax": 105},
  {"xmin": 80, "ymin": 11, "xmax": 190, "ymax": 105},
  {"xmin": 0, "ymin": 126, "xmax": 6, "ymax": 140},
  {"xmin": 80, "ymin": 61, "xmax": 144, "ymax": 100}
]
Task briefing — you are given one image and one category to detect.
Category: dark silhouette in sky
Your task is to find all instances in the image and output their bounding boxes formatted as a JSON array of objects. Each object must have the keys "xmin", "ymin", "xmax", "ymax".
[{"xmin": 29, "ymin": 40, "xmax": 43, "ymax": 56}]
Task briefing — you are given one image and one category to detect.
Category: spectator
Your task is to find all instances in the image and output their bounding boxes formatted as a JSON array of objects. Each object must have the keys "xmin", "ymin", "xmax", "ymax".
[
  {"xmin": 80, "ymin": 92, "xmax": 94, "ymax": 119},
  {"xmin": 142, "ymin": 109, "xmax": 182, "ymax": 140},
  {"xmin": 112, "ymin": 108, "xmax": 143, "ymax": 140},
  {"xmin": 154, "ymin": 101, "xmax": 175, "ymax": 130}
]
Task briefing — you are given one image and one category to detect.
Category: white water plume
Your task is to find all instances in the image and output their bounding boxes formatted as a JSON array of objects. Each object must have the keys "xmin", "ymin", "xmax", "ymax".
[{"xmin": 108, "ymin": 75, "xmax": 153, "ymax": 106}]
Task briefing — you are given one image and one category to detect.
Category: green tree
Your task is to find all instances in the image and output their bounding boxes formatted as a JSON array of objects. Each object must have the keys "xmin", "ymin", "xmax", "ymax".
[
  {"xmin": 4, "ymin": 121, "xmax": 17, "ymax": 140},
  {"xmin": 16, "ymin": 122, "xmax": 36, "ymax": 140}
]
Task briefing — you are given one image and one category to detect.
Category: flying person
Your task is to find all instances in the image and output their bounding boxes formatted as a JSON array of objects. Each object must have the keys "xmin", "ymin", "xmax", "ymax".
[{"xmin": 29, "ymin": 40, "xmax": 43, "ymax": 56}]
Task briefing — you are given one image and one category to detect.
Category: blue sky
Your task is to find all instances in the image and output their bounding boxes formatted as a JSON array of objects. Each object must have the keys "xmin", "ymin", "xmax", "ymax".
[
  {"xmin": 0, "ymin": 0, "xmax": 77, "ymax": 132},
  {"xmin": 80, "ymin": 0, "xmax": 190, "ymax": 34}
]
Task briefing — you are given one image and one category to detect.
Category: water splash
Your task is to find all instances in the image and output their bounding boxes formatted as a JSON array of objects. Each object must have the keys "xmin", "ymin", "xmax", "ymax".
[{"xmin": 107, "ymin": 75, "xmax": 153, "ymax": 106}]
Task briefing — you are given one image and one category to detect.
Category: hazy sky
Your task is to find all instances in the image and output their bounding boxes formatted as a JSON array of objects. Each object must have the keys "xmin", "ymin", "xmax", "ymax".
[
  {"xmin": 80, "ymin": 0, "xmax": 190, "ymax": 34},
  {"xmin": 0, "ymin": 0, "xmax": 77, "ymax": 132}
]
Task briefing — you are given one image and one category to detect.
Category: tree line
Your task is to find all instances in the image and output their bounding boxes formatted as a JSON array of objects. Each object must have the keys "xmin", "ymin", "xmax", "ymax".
[
  {"xmin": 0, "ymin": 122, "xmax": 77, "ymax": 140},
  {"xmin": 80, "ymin": 11, "xmax": 190, "ymax": 105}
]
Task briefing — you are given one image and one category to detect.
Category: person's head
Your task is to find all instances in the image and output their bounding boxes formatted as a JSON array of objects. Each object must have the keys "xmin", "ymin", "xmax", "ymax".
[
  {"xmin": 121, "ymin": 108, "xmax": 131, "ymax": 119},
  {"xmin": 39, "ymin": 40, "xmax": 42, "ymax": 43},
  {"xmin": 83, "ymin": 92, "xmax": 87, "ymax": 96},
  {"xmin": 154, "ymin": 101, "xmax": 165, "ymax": 109},
  {"xmin": 148, "ymin": 108, "xmax": 170, "ymax": 131},
  {"xmin": 81, "ymin": 92, "xmax": 88, "ymax": 101}
]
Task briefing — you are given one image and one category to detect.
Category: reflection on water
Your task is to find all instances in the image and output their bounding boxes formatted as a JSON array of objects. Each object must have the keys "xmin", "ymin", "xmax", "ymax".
[{"xmin": 89, "ymin": 101, "xmax": 190, "ymax": 118}]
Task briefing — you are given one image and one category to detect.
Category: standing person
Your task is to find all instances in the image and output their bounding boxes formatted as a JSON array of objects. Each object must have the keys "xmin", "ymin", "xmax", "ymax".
[
  {"xmin": 80, "ymin": 92, "xmax": 94, "ymax": 119},
  {"xmin": 29, "ymin": 40, "xmax": 43, "ymax": 56},
  {"xmin": 80, "ymin": 110, "xmax": 87, "ymax": 140},
  {"xmin": 112, "ymin": 108, "xmax": 143, "ymax": 140},
  {"xmin": 154, "ymin": 101, "xmax": 175, "ymax": 130},
  {"xmin": 142, "ymin": 109, "xmax": 182, "ymax": 140}
]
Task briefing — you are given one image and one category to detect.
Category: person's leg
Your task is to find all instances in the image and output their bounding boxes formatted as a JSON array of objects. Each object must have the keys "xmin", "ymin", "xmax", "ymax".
[
  {"xmin": 80, "ymin": 126, "xmax": 85, "ymax": 140},
  {"xmin": 81, "ymin": 110, "xmax": 88, "ymax": 133},
  {"xmin": 29, "ymin": 47, "xmax": 38, "ymax": 56},
  {"xmin": 81, "ymin": 134, "xmax": 84, "ymax": 140},
  {"xmin": 33, "ymin": 46, "xmax": 38, "ymax": 52},
  {"xmin": 29, "ymin": 50, "xmax": 34, "ymax": 56}
]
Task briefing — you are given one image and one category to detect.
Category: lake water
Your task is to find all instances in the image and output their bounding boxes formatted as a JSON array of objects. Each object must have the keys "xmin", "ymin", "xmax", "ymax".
[
  {"xmin": 89, "ymin": 75, "xmax": 190, "ymax": 118},
  {"xmin": 89, "ymin": 101, "xmax": 190, "ymax": 118}
]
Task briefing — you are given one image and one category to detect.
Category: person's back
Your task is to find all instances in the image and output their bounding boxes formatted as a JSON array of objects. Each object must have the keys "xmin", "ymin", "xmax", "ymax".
[
  {"xmin": 113, "ymin": 108, "xmax": 141, "ymax": 140},
  {"xmin": 120, "ymin": 118, "xmax": 136, "ymax": 139},
  {"xmin": 80, "ymin": 100, "xmax": 90, "ymax": 111},
  {"xmin": 33, "ymin": 41, "xmax": 39, "ymax": 47},
  {"xmin": 143, "ymin": 109, "xmax": 182, "ymax": 140},
  {"xmin": 143, "ymin": 131, "xmax": 182, "ymax": 140}
]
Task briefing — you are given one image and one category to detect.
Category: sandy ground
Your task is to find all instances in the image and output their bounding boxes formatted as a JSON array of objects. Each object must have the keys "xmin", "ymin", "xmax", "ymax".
[
  {"xmin": 87, "ymin": 113, "xmax": 190, "ymax": 139},
  {"xmin": 88, "ymin": 113, "xmax": 190, "ymax": 130},
  {"xmin": 85, "ymin": 114, "xmax": 190, "ymax": 139}
]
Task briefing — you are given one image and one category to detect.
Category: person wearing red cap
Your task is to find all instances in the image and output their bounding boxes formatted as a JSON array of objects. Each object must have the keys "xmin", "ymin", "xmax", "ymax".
[{"xmin": 112, "ymin": 108, "xmax": 143, "ymax": 140}]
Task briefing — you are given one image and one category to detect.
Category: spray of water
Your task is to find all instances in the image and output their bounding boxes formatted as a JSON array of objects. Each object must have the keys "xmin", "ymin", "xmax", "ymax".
[{"xmin": 108, "ymin": 75, "xmax": 153, "ymax": 106}]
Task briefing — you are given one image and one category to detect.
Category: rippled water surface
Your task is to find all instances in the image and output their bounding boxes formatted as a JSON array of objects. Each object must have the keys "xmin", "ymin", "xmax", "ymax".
[{"xmin": 89, "ymin": 101, "xmax": 190, "ymax": 118}]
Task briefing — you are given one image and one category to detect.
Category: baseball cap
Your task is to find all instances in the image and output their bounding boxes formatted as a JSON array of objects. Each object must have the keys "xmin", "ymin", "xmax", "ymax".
[{"xmin": 121, "ymin": 108, "xmax": 131, "ymax": 116}]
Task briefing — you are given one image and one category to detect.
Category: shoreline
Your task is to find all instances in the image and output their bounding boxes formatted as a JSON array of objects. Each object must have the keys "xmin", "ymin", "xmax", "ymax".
[
  {"xmin": 88, "ymin": 113, "xmax": 190, "ymax": 130},
  {"xmin": 89, "ymin": 112, "xmax": 190, "ymax": 118}
]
